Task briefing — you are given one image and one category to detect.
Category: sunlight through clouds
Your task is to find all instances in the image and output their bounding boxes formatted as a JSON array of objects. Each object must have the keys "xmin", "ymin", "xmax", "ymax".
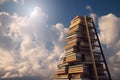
[
  {"xmin": 0, "ymin": 6, "xmax": 67, "ymax": 80},
  {"xmin": 0, "ymin": 0, "xmax": 23, "ymax": 5}
]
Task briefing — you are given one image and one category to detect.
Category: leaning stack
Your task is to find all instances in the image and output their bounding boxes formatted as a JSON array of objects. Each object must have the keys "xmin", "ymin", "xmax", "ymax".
[
  {"xmin": 54, "ymin": 16, "xmax": 107, "ymax": 80},
  {"xmin": 64, "ymin": 16, "xmax": 91, "ymax": 80}
]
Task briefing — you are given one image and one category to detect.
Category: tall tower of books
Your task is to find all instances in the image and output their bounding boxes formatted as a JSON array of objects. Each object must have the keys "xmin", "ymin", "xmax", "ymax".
[{"xmin": 54, "ymin": 16, "xmax": 112, "ymax": 80}]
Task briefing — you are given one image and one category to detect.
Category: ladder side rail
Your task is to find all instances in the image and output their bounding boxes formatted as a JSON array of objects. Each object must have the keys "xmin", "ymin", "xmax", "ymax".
[
  {"xmin": 84, "ymin": 16, "xmax": 99, "ymax": 80},
  {"xmin": 92, "ymin": 19, "xmax": 112, "ymax": 80}
]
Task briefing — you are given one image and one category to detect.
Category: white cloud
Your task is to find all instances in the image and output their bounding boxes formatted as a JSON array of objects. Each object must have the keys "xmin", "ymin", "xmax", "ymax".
[
  {"xmin": 98, "ymin": 13, "xmax": 120, "ymax": 80},
  {"xmin": 86, "ymin": 5, "xmax": 92, "ymax": 11},
  {"xmin": 109, "ymin": 51, "xmax": 120, "ymax": 80},
  {"xmin": 89, "ymin": 13, "xmax": 96, "ymax": 23},
  {"xmin": 0, "ymin": 0, "xmax": 24, "ymax": 5},
  {"xmin": 0, "ymin": 0, "xmax": 7, "ymax": 4},
  {"xmin": 86, "ymin": 5, "xmax": 96, "ymax": 23},
  {"xmin": 0, "ymin": 12, "xmax": 17, "ymax": 50},
  {"xmin": 0, "ymin": 6, "xmax": 67, "ymax": 80},
  {"xmin": 98, "ymin": 13, "xmax": 120, "ymax": 47}
]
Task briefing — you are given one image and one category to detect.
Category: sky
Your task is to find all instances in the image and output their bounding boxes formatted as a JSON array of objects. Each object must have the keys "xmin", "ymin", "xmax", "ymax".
[{"xmin": 0, "ymin": 0, "xmax": 120, "ymax": 80}]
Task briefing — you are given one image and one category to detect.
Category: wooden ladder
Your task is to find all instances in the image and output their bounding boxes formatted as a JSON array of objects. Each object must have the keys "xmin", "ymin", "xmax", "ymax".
[{"xmin": 84, "ymin": 16, "xmax": 112, "ymax": 80}]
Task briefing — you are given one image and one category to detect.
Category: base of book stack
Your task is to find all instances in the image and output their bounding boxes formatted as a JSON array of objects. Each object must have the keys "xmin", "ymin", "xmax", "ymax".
[
  {"xmin": 53, "ymin": 16, "xmax": 111, "ymax": 80},
  {"xmin": 54, "ymin": 64, "xmax": 101, "ymax": 80}
]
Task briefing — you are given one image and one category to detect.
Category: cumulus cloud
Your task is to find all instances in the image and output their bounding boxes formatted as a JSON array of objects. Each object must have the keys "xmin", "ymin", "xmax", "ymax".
[
  {"xmin": 98, "ymin": 13, "xmax": 120, "ymax": 47},
  {"xmin": 86, "ymin": 5, "xmax": 97, "ymax": 23},
  {"xmin": 89, "ymin": 13, "xmax": 96, "ymax": 23},
  {"xmin": 109, "ymin": 51, "xmax": 120, "ymax": 80},
  {"xmin": 98, "ymin": 13, "xmax": 120, "ymax": 80},
  {"xmin": 0, "ymin": 6, "xmax": 67, "ymax": 80},
  {"xmin": 0, "ymin": 0, "xmax": 24, "ymax": 5},
  {"xmin": 86, "ymin": 5, "xmax": 92, "ymax": 11}
]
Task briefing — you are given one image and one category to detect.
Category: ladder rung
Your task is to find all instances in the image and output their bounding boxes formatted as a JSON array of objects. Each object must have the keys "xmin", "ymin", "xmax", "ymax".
[
  {"xmin": 91, "ymin": 38, "xmax": 98, "ymax": 41},
  {"xmin": 93, "ymin": 51, "xmax": 101, "ymax": 54},
  {"xmin": 99, "ymin": 77, "xmax": 109, "ymax": 80},
  {"xmin": 69, "ymin": 61, "xmax": 102, "ymax": 64},
  {"xmin": 97, "ymin": 68, "xmax": 107, "ymax": 71},
  {"xmin": 91, "ymin": 76, "xmax": 109, "ymax": 80},
  {"xmin": 88, "ymin": 26, "xmax": 94, "ymax": 29},
  {"xmin": 90, "ymin": 32, "xmax": 96, "ymax": 35},
  {"xmin": 95, "ymin": 61, "xmax": 104, "ymax": 62},
  {"xmin": 82, "ymin": 61, "xmax": 101, "ymax": 64},
  {"xmin": 92, "ymin": 45, "xmax": 100, "ymax": 47}
]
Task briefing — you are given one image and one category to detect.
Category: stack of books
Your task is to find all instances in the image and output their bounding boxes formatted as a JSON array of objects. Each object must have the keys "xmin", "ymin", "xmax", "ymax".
[{"xmin": 54, "ymin": 16, "xmax": 108, "ymax": 80}]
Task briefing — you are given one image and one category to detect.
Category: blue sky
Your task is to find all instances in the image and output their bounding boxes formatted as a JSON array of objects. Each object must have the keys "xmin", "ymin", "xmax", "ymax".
[
  {"xmin": 0, "ymin": 0, "xmax": 120, "ymax": 80},
  {"xmin": 0, "ymin": 0, "xmax": 120, "ymax": 26}
]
